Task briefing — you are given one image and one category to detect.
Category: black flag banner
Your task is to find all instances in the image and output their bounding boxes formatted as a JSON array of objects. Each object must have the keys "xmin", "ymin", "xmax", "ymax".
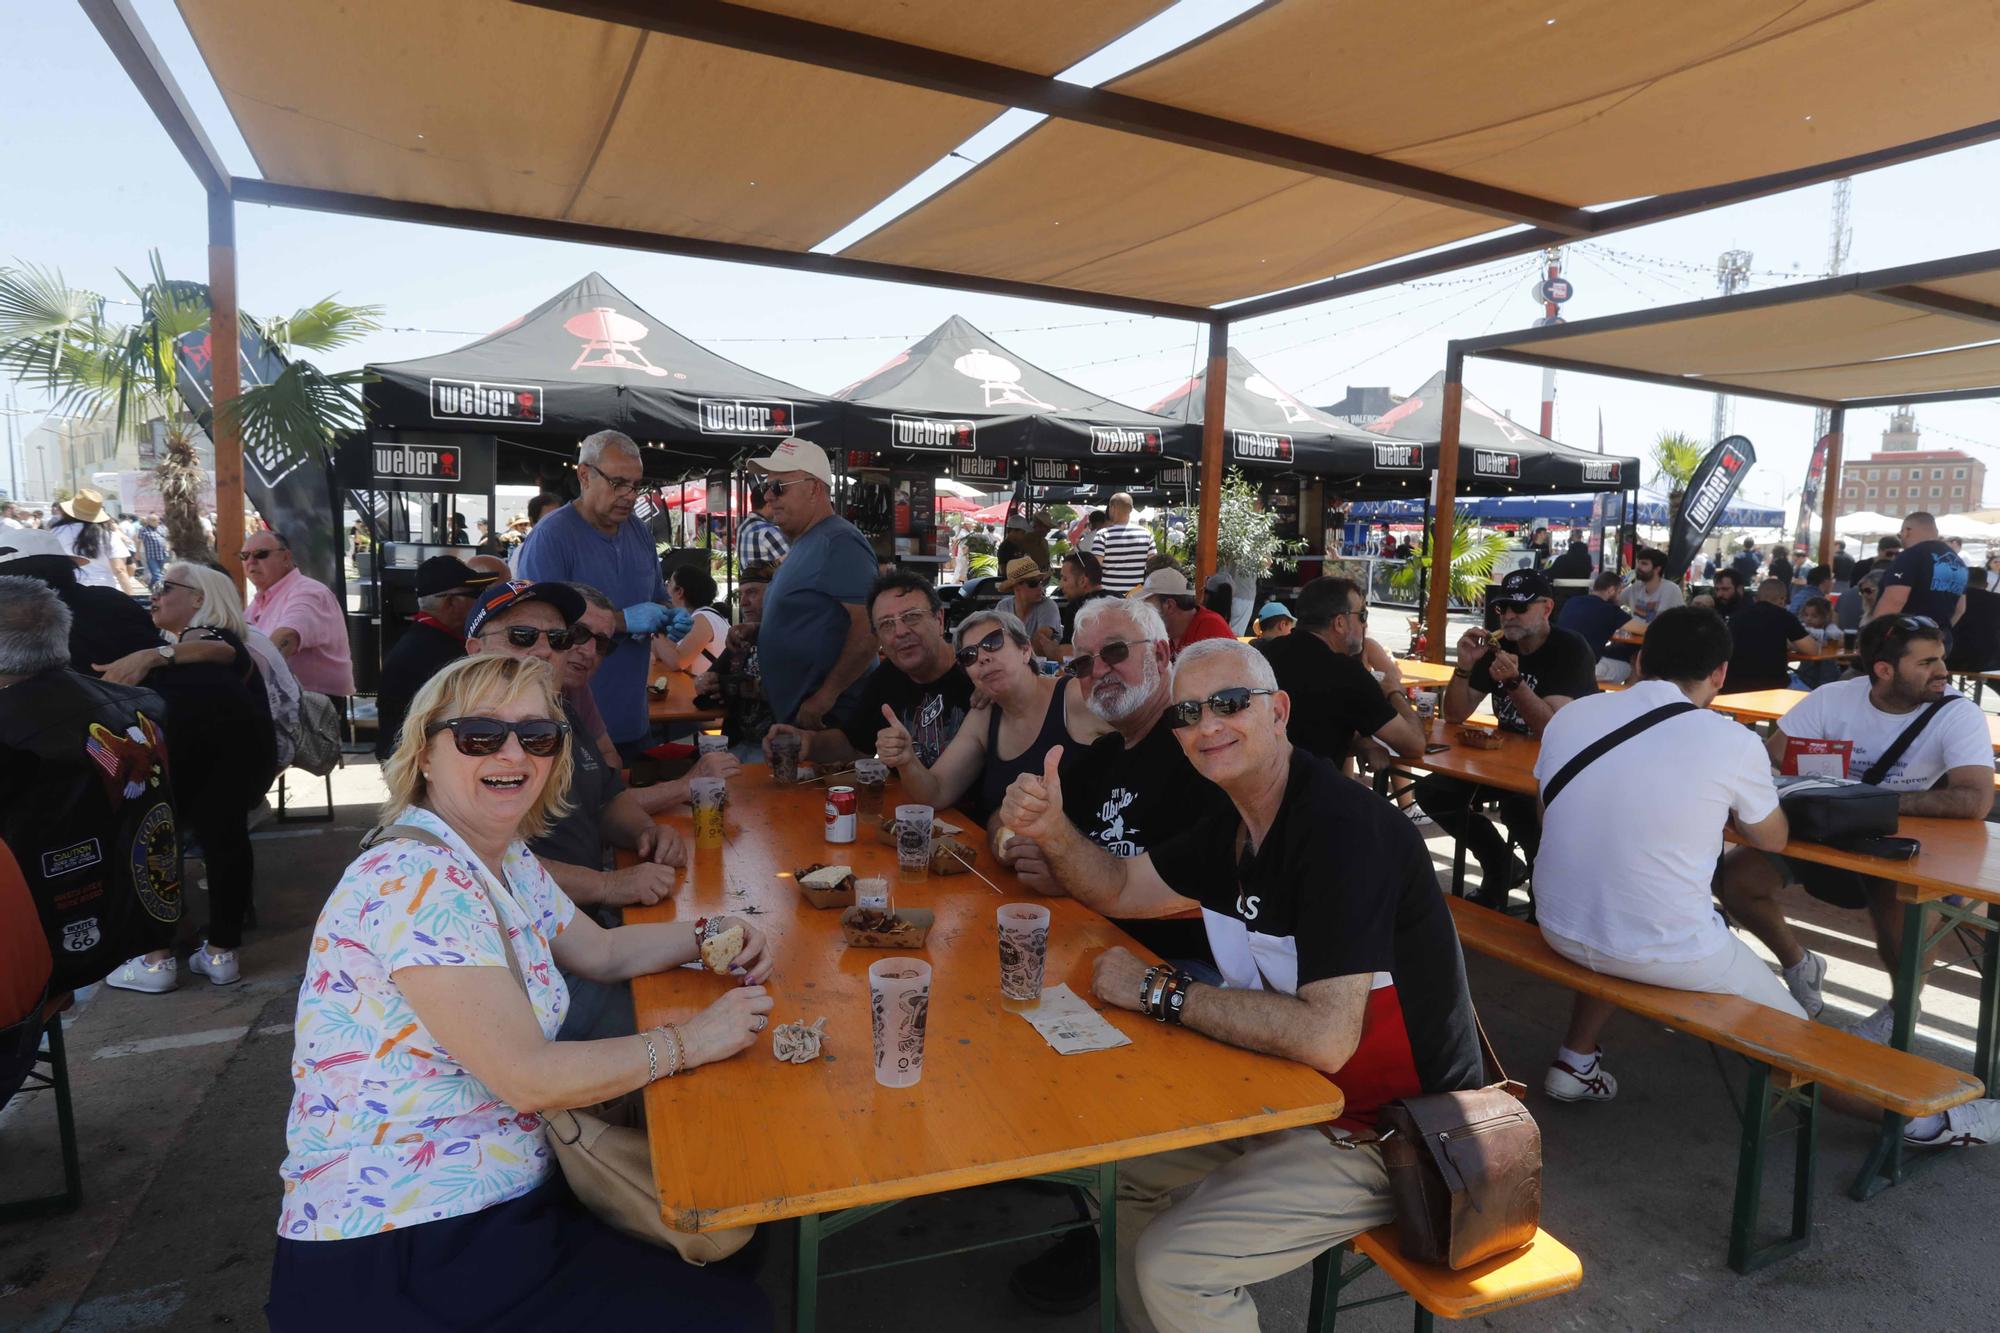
[
  {"xmin": 1665, "ymin": 434, "xmax": 1756, "ymax": 581},
  {"xmin": 173, "ymin": 323, "xmax": 344, "ymax": 592}
]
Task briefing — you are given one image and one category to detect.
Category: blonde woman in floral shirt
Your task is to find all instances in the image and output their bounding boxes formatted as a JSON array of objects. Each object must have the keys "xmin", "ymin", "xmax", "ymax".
[{"xmin": 267, "ymin": 654, "xmax": 772, "ymax": 1331}]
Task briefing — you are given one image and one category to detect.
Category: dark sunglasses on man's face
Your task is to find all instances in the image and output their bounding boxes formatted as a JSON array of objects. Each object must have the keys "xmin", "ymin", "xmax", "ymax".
[
  {"xmin": 426, "ymin": 716, "xmax": 569, "ymax": 757},
  {"xmin": 486, "ymin": 624, "xmax": 578, "ymax": 651},
  {"xmin": 240, "ymin": 549, "xmax": 279, "ymax": 562},
  {"xmin": 956, "ymin": 629, "xmax": 1009, "ymax": 669},
  {"xmin": 1065, "ymin": 639, "xmax": 1136, "ymax": 679},
  {"xmin": 576, "ymin": 629, "xmax": 616, "ymax": 656},
  {"xmin": 1166, "ymin": 686, "xmax": 1277, "ymax": 730}
]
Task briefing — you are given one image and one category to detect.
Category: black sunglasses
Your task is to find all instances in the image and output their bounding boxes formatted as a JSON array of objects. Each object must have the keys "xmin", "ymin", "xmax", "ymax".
[
  {"xmin": 956, "ymin": 629, "xmax": 1010, "ymax": 669},
  {"xmin": 1065, "ymin": 639, "xmax": 1136, "ymax": 679},
  {"xmin": 485, "ymin": 624, "xmax": 578, "ymax": 651},
  {"xmin": 151, "ymin": 578, "xmax": 197, "ymax": 597},
  {"xmin": 575, "ymin": 629, "xmax": 616, "ymax": 656},
  {"xmin": 426, "ymin": 716, "xmax": 569, "ymax": 757},
  {"xmin": 1888, "ymin": 614, "xmax": 1941, "ymax": 633},
  {"xmin": 1166, "ymin": 687, "xmax": 1277, "ymax": 730}
]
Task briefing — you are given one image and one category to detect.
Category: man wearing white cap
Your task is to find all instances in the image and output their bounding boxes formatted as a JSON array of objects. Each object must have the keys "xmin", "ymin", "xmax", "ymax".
[
  {"xmin": 1135, "ymin": 568, "xmax": 1235, "ymax": 658},
  {"xmin": 750, "ymin": 437, "xmax": 879, "ymax": 728}
]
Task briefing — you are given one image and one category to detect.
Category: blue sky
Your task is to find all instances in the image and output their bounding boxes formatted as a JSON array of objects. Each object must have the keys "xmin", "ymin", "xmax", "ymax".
[{"xmin": 8, "ymin": 0, "xmax": 2000, "ymax": 512}]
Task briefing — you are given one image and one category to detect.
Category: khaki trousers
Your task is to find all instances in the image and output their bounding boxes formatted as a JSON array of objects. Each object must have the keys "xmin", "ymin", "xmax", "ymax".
[{"xmin": 1114, "ymin": 1127, "xmax": 1394, "ymax": 1333}]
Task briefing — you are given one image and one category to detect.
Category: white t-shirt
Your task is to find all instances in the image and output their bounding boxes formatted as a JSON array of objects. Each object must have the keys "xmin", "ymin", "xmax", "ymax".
[
  {"xmin": 1617, "ymin": 578, "xmax": 1684, "ymax": 622},
  {"xmin": 1775, "ymin": 677, "xmax": 1992, "ymax": 791},
  {"xmin": 1534, "ymin": 680, "xmax": 1779, "ymax": 963},
  {"xmin": 53, "ymin": 521, "xmax": 121, "ymax": 589}
]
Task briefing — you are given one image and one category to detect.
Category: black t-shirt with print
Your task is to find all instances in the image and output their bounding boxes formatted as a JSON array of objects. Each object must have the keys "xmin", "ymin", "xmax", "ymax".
[
  {"xmin": 530, "ymin": 699, "xmax": 627, "ymax": 872},
  {"xmin": 838, "ymin": 660, "xmax": 975, "ymax": 767},
  {"xmin": 1726, "ymin": 601, "xmax": 1809, "ymax": 693},
  {"xmin": 1150, "ymin": 749, "xmax": 1483, "ymax": 1118},
  {"xmin": 1467, "ymin": 627, "xmax": 1597, "ymax": 734},
  {"xmin": 1059, "ymin": 715, "xmax": 1228, "ymax": 964},
  {"xmin": 1254, "ymin": 631, "xmax": 1394, "ymax": 764},
  {"xmin": 1883, "ymin": 539, "xmax": 1969, "ymax": 632}
]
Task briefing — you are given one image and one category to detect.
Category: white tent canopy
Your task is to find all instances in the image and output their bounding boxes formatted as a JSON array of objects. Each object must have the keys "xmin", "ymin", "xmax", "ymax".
[
  {"xmin": 1936, "ymin": 513, "xmax": 2000, "ymax": 541},
  {"xmin": 1835, "ymin": 510, "xmax": 1900, "ymax": 538}
]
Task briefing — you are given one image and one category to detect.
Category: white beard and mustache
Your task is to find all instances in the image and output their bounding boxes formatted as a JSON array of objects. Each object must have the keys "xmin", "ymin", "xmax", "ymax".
[{"xmin": 1086, "ymin": 645, "xmax": 1163, "ymax": 724}]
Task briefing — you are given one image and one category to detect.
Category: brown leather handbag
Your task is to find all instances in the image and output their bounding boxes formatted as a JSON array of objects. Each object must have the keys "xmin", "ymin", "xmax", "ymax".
[{"xmin": 1374, "ymin": 1017, "xmax": 1541, "ymax": 1270}]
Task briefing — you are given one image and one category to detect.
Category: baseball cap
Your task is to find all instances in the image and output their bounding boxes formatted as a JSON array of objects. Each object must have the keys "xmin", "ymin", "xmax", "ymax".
[
  {"xmin": 417, "ymin": 555, "xmax": 502, "ymax": 599},
  {"xmin": 1130, "ymin": 568, "xmax": 1195, "ymax": 602},
  {"xmin": 466, "ymin": 579, "xmax": 587, "ymax": 638},
  {"xmin": 748, "ymin": 436, "xmax": 833, "ymax": 488},
  {"xmin": 1491, "ymin": 568, "xmax": 1553, "ymax": 607},
  {"xmin": 0, "ymin": 529, "xmax": 71, "ymax": 566},
  {"xmin": 1256, "ymin": 601, "xmax": 1295, "ymax": 624}
]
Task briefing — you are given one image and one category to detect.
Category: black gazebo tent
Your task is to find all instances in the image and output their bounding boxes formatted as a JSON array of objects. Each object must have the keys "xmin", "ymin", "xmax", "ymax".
[
  {"xmin": 1368, "ymin": 370, "xmax": 1639, "ymax": 496},
  {"xmin": 1146, "ymin": 347, "xmax": 1411, "ymax": 479}
]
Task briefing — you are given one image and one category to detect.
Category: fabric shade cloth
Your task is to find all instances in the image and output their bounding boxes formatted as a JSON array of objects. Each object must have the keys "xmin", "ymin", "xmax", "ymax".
[
  {"xmin": 367, "ymin": 272, "xmax": 836, "ymax": 450},
  {"xmin": 1834, "ymin": 510, "xmax": 1901, "ymax": 538},
  {"xmin": 1145, "ymin": 347, "xmax": 1412, "ymax": 477},
  {"xmin": 1366, "ymin": 371, "xmax": 1640, "ymax": 494}
]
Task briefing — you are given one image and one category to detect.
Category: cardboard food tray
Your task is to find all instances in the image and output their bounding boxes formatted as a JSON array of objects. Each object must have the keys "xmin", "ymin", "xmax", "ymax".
[
  {"xmin": 840, "ymin": 907, "xmax": 934, "ymax": 949},
  {"xmin": 793, "ymin": 864, "xmax": 856, "ymax": 910},
  {"xmin": 1456, "ymin": 727, "xmax": 1504, "ymax": 750}
]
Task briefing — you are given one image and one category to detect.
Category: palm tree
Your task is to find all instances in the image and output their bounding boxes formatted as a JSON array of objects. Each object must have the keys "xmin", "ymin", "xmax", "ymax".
[
  {"xmin": 1388, "ymin": 511, "xmax": 1509, "ymax": 606},
  {"xmin": 1651, "ymin": 429, "xmax": 1705, "ymax": 528},
  {"xmin": 0, "ymin": 253, "xmax": 378, "ymax": 560}
]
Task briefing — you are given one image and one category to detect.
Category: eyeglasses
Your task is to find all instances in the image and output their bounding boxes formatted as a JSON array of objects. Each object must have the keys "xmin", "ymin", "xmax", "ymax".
[
  {"xmin": 1339, "ymin": 603, "xmax": 1369, "ymax": 622},
  {"xmin": 956, "ymin": 629, "xmax": 1010, "ymax": 669},
  {"xmin": 575, "ymin": 629, "xmax": 616, "ymax": 656},
  {"xmin": 483, "ymin": 624, "xmax": 579, "ymax": 651},
  {"xmin": 1065, "ymin": 639, "xmax": 1137, "ymax": 679},
  {"xmin": 1166, "ymin": 686, "xmax": 1277, "ymax": 730},
  {"xmin": 425, "ymin": 716, "xmax": 569, "ymax": 758},
  {"xmin": 874, "ymin": 608, "xmax": 934, "ymax": 637},
  {"xmin": 764, "ymin": 477, "xmax": 816, "ymax": 496},
  {"xmin": 239, "ymin": 549, "xmax": 280, "ymax": 562},
  {"xmin": 581, "ymin": 463, "xmax": 645, "ymax": 497},
  {"xmin": 151, "ymin": 579, "xmax": 197, "ymax": 596}
]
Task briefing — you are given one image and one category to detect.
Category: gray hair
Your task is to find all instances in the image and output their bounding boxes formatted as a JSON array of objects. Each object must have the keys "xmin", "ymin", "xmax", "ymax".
[
  {"xmin": 955, "ymin": 607, "xmax": 1031, "ymax": 651},
  {"xmin": 1172, "ymin": 637, "xmax": 1278, "ymax": 693},
  {"xmin": 578, "ymin": 429, "xmax": 641, "ymax": 469},
  {"xmin": 570, "ymin": 582, "xmax": 615, "ymax": 612},
  {"xmin": 167, "ymin": 561, "xmax": 248, "ymax": 638},
  {"xmin": 1075, "ymin": 595, "xmax": 1166, "ymax": 645},
  {"xmin": 417, "ymin": 592, "xmax": 452, "ymax": 614},
  {"xmin": 0, "ymin": 575, "xmax": 72, "ymax": 675}
]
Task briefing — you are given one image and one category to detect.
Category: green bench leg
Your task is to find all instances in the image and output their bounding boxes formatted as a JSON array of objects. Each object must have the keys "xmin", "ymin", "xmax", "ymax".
[
  {"xmin": 0, "ymin": 1012, "xmax": 81, "ymax": 1224},
  {"xmin": 796, "ymin": 1211, "xmax": 822, "ymax": 1333},
  {"xmin": 1308, "ymin": 1248, "xmax": 1430, "ymax": 1330},
  {"xmin": 1850, "ymin": 900, "xmax": 1931, "ymax": 1200},
  {"xmin": 1728, "ymin": 1063, "xmax": 1818, "ymax": 1273},
  {"xmin": 1097, "ymin": 1160, "xmax": 1117, "ymax": 1333},
  {"xmin": 1975, "ymin": 903, "xmax": 2000, "ymax": 1095}
]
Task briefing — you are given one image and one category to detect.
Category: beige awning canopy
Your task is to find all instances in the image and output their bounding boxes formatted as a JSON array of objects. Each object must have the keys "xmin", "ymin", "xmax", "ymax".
[
  {"xmin": 117, "ymin": 0, "xmax": 2000, "ymax": 317},
  {"xmin": 1458, "ymin": 249, "xmax": 2000, "ymax": 408}
]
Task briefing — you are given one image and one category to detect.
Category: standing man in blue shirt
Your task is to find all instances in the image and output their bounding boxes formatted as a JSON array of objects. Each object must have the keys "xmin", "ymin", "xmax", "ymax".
[
  {"xmin": 750, "ymin": 438, "xmax": 879, "ymax": 728},
  {"xmin": 515, "ymin": 429, "xmax": 669, "ymax": 759},
  {"xmin": 1872, "ymin": 510, "xmax": 1967, "ymax": 648}
]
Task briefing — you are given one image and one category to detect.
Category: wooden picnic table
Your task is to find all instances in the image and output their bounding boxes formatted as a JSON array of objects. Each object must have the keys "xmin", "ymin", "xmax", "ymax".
[
  {"xmin": 626, "ymin": 773, "xmax": 1344, "ymax": 1331},
  {"xmin": 1394, "ymin": 657, "xmax": 1456, "ymax": 689},
  {"xmin": 647, "ymin": 670, "xmax": 725, "ymax": 724},
  {"xmin": 1710, "ymin": 687, "xmax": 2000, "ymax": 752},
  {"xmin": 1612, "ymin": 622, "xmax": 1853, "ymax": 663}
]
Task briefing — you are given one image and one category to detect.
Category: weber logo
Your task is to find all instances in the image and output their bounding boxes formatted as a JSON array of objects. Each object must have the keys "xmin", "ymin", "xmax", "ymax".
[
  {"xmin": 1088, "ymin": 426, "xmax": 1162, "ymax": 456},
  {"xmin": 375, "ymin": 443, "xmax": 461, "ymax": 483},
  {"xmin": 1156, "ymin": 466, "xmax": 1192, "ymax": 488},
  {"xmin": 1474, "ymin": 449, "xmax": 1520, "ymax": 479},
  {"xmin": 430, "ymin": 377, "xmax": 542, "ymax": 424},
  {"xmin": 1231, "ymin": 431, "xmax": 1293, "ymax": 464},
  {"xmin": 699, "ymin": 398, "xmax": 794, "ymax": 435},
  {"xmin": 892, "ymin": 414, "xmax": 976, "ymax": 452},
  {"xmin": 952, "ymin": 456, "xmax": 1010, "ymax": 481},
  {"xmin": 1373, "ymin": 441, "xmax": 1422, "ymax": 470},
  {"xmin": 1029, "ymin": 459, "xmax": 1080, "ymax": 483},
  {"xmin": 1582, "ymin": 459, "xmax": 1620, "ymax": 484}
]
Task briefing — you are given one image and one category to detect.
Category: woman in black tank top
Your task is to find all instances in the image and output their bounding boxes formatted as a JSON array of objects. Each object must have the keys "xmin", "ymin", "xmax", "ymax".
[{"xmin": 878, "ymin": 609, "xmax": 1104, "ymax": 825}]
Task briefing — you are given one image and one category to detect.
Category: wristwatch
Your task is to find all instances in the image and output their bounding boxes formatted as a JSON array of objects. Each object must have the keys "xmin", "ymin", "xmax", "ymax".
[{"xmin": 155, "ymin": 643, "xmax": 176, "ymax": 663}]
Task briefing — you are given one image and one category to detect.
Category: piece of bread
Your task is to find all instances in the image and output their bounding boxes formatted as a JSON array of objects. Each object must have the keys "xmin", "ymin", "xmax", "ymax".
[
  {"xmin": 700, "ymin": 924, "xmax": 746, "ymax": 973},
  {"xmin": 799, "ymin": 865, "xmax": 854, "ymax": 892}
]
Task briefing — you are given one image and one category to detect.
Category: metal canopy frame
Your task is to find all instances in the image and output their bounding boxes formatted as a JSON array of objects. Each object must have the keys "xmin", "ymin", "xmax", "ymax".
[
  {"xmin": 1415, "ymin": 244, "xmax": 2000, "ymax": 660},
  {"xmin": 79, "ymin": 0, "xmax": 2000, "ymax": 592}
]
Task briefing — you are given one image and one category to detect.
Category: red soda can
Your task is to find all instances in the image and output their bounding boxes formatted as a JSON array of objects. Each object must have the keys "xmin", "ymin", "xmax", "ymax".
[{"xmin": 825, "ymin": 786, "xmax": 857, "ymax": 843}]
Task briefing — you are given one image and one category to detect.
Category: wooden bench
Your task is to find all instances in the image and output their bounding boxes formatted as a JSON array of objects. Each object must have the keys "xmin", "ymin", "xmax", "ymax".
[
  {"xmin": 1450, "ymin": 899, "xmax": 1984, "ymax": 1272},
  {"xmin": 1309, "ymin": 1224, "xmax": 1581, "ymax": 1330}
]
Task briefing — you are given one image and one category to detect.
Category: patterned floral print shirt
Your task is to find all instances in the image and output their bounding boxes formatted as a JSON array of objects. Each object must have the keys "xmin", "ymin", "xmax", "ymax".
[{"xmin": 276, "ymin": 806, "xmax": 575, "ymax": 1240}]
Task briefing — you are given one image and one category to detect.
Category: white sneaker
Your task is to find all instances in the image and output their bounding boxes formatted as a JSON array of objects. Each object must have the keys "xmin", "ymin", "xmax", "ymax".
[
  {"xmin": 186, "ymin": 943, "xmax": 242, "ymax": 986},
  {"xmin": 1544, "ymin": 1054, "xmax": 1618, "ymax": 1103},
  {"xmin": 1906, "ymin": 1099, "xmax": 2000, "ymax": 1148},
  {"xmin": 104, "ymin": 954, "xmax": 178, "ymax": 994},
  {"xmin": 1852, "ymin": 1001, "xmax": 1905, "ymax": 1045},
  {"xmin": 1782, "ymin": 951, "xmax": 1827, "ymax": 1020},
  {"xmin": 1402, "ymin": 805, "xmax": 1435, "ymax": 828}
]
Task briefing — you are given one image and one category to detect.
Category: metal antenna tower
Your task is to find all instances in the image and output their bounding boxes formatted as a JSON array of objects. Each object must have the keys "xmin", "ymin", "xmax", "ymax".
[
  {"xmin": 1811, "ymin": 179, "xmax": 1854, "ymax": 446},
  {"xmin": 1711, "ymin": 249, "xmax": 1754, "ymax": 444}
]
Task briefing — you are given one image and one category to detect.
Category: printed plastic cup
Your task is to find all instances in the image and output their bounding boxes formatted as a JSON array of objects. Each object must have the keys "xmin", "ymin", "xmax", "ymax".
[
  {"xmin": 769, "ymin": 730, "xmax": 802, "ymax": 784},
  {"xmin": 854, "ymin": 758, "xmax": 890, "ymax": 819},
  {"xmin": 690, "ymin": 777, "xmax": 727, "ymax": 848},
  {"xmin": 1414, "ymin": 689, "xmax": 1437, "ymax": 722},
  {"xmin": 997, "ymin": 903, "xmax": 1051, "ymax": 1011},
  {"xmin": 855, "ymin": 876, "xmax": 891, "ymax": 914},
  {"xmin": 895, "ymin": 803, "xmax": 935, "ymax": 878},
  {"xmin": 869, "ymin": 957, "xmax": 932, "ymax": 1088},
  {"xmin": 697, "ymin": 729, "xmax": 729, "ymax": 756}
]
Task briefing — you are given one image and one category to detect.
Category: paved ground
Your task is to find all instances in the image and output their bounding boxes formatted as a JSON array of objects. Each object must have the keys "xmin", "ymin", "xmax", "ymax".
[{"xmin": 5, "ymin": 662, "xmax": 1999, "ymax": 1330}]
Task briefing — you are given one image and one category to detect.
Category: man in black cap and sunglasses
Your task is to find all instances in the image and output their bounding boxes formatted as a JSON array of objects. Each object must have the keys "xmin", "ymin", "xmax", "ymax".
[
  {"xmin": 1415, "ymin": 568, "xmax": 1596, "ymax": 909},
  {"xmin": 373, "ymin": 556, "xmax": 503, "ymax": 758}
]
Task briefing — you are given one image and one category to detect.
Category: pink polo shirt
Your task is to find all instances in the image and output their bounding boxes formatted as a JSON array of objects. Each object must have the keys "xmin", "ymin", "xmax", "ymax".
[{"xmin": 245, "ymin": 567, "xmax": 355, "ymax": 696}]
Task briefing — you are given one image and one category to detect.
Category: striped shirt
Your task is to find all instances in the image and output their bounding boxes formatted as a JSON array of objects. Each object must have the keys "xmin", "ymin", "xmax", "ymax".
[{"xmin": 1094, "ymin": 521, "xmax": 1156, "ymax": 594}]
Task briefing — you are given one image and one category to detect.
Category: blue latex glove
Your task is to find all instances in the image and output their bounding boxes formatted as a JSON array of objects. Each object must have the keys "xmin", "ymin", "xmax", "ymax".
[
  {"xmin": 620, "ymin": 602, "xmax": 671, "ymax": 634},
  {"xmin": 663, "ymin": 609, "xmax": 695, "ymax": 642}
]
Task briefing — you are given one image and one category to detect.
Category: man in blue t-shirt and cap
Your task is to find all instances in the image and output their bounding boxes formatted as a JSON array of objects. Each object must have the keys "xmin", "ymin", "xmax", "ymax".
[{"xmin": 749, "ymin": 437, "xmax": 880, "ymax": 729}]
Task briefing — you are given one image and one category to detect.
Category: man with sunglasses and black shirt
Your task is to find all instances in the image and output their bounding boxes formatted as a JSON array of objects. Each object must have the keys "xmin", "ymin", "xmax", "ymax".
[
  {"xmin": 1415, "ymin": 568, "xmax": 1595, "ymax": 908},
  {"xmin": 1255, "ymin": 576, "xmax": 1422, "ymax": 771},
  {"xmin": 374, "ymin": 556, "xmax": 502, "ymax": 759},
  {"xmin": 764, "ymin": 571, "xmax": 974, "ymax": 770},
  {"xmin": 1002, "ymin": 639, "xmax": 1482, "ymax": 1331},
  {"xmin": 1721, "ymin": 614, "xmax": 1997, "ymax": 1061},
  {"xmin": 517, "ymin": 430, "xmax": 671, "ymax": 760}
]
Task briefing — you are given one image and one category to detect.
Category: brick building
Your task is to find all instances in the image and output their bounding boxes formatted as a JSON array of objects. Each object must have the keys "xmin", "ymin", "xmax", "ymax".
[{"xmin": 1834, "ymin": 407, "xmax": 1985, "ymax": 517}]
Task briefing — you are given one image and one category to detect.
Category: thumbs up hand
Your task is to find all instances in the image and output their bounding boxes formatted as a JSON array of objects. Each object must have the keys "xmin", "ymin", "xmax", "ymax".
[
  {"xmin": 875, "ymin": 704, "xmax": 917, "ymax": 769},
  {"xmin": 1001, "ymin": 745, "xmax": 1066, "ymax": 844}
]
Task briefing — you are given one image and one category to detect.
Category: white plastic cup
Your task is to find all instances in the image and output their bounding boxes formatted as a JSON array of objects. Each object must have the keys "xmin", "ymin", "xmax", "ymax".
[
  {"xmin": 895, "ymin": 803, "xmax": 934, "ymax": 876},
  {"xmin": 697, "ymin": 729, "xmax": 729, "ymax": 756},
  {"xmin": 869, "ymin": 957, "xmax": 933, "ymax": 1088},
  {"xmin": 690, "ymin": 776, "xmax": 727, "ymax": 848},
  {"xmin": 997, "ymin": 903, "xmax": 1051, "ymax": 1008}
]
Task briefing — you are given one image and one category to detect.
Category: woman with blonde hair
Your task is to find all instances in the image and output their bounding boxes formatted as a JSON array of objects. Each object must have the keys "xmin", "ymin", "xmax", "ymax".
[
  {"xmin": 99, "ymin": 560, "xmax": 277, "ymax": 991},
  {"xmin": 266, "ymin": 654, "xmax": 772, "ymax": 1330}
]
